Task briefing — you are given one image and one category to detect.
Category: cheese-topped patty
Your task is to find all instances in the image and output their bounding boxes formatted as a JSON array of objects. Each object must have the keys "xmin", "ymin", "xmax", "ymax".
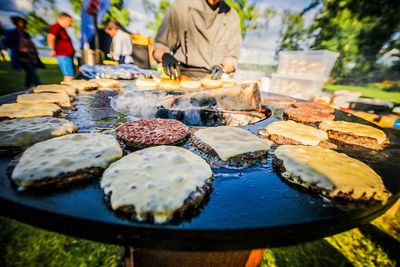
[
  {"xmin": 17, "ymin": 92, "xmax": 71, "ymax": 107},
  {"xmin": 61, "ymin": 80, "xmax": 98, "ymax": 91},
  {"xmin": 0, "ymin": 117, "xmax": 77, "ymax": 149},
  {"xmin": 274, "ymin": 145, "xmax": 390, "ymax": 201},
  {"xmin": 89, "ymin": 78, "xmax": 120, "ymax": 88},
  {"xmin": 265, "ymin": 120, "xmax": 328, "ymax": 146},
  {"xmin": 194, "ymin": 126, "xmax": 270, "ymax": 161},
  {"xmin": 11, "ymin": 133, "xmax": 123, "ymax": 189},
  {"xmin": 101, "ymin": 145, "xmax": 213, "ymax": 223},
  {"xmin": 32, "ymin": 84, "xmax": 77, "ymax": 96},
  {"xmin": 319, "ymin": 121, "xmax": 387, "ymax": 145},
  {"xmin": 0, "ymin": 103, "xmax": 61, "ymax": 118}
]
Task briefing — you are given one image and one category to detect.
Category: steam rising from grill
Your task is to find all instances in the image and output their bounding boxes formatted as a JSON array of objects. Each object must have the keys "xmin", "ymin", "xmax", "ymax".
[{"xmin": 111, "ymin": 83, "xmax": 269, "ymax": 126}]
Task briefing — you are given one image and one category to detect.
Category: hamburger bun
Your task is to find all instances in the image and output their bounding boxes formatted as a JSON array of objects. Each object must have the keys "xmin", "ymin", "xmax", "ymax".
[
  {"xmin": 159, "ymin": 79, "xmax": 181, "ymax": 90},
  {"xmin": 135, "ymin": 78, "xmax": 158, "ymax": 90},
  {"xmin": 202, "ymin": 79, "xmax": 223, "ymax": 89},
  {"xmin": 180, "ymin": 81, "xmax": 202, "ymax": 91},
  {"xmin": 221, "ymin": 78, "xmax": 237, "ymax": 87},
  {"xmin": 178, "ymin": 75, "xmax": 191, "ymax": 82}
]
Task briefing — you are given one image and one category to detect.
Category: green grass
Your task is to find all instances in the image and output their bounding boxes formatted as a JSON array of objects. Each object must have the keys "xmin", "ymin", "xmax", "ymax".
[
  {"xmin": 0, "ymin": 209, "xmax": 399, "ymax": 266},
  {"xmin": 0, "ymin": 59, "xmax": 63, "ymax": 95},
  {"xmin": 324, "ymin": 84, "xmax": 400, "ymax": 104}
]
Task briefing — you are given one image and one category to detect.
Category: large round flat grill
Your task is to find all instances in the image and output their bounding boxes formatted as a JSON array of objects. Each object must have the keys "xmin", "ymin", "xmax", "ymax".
[{"xmin": 0, "ymin": 88, "xmax": 399, "ymax": 251}]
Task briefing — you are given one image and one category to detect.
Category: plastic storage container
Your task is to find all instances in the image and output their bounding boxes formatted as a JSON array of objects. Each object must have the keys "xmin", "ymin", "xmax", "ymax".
[
  {"xmin": 269, "ymin": 73, "xmax": 326, "ymax": 100},
  {"xmin": 277, "ymin": 50, "xmax": 339, "ymax": 79}
]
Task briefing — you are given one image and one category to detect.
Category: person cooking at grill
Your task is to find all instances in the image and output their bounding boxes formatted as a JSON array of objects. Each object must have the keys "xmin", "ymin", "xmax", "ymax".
[{"xmin": 153, "ymin": 0, "xmax": 241, "ymax": 80}]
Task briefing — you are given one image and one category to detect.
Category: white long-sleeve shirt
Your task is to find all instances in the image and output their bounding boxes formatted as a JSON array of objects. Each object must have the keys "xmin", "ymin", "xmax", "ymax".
[{"xmin": 111, "ymin": 30, "xmax": 134, "ymax": 64}]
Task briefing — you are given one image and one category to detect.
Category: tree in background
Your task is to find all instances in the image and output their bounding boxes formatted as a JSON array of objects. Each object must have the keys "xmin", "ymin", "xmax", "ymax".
[
  {"xmin": 309, "ymin": 0, "xmax": 366, "ymax": 78},
  {"xmin": 277, "ymin": 10, "xmax": 306, "ymax": 52},
  {"xmin": 277, "ymin": 0, "xmax": 400, "ymax": 80},
  {"xmin": 24, "ymin": 0, "xmax": 59, "ymax": 46},
  {"xmin": 143, "ymin": 0, "xmax": 170, "ymax": 39},
  {"xmin": 24, "ymin": 0, "xmax": 130, "ymax": 47}
]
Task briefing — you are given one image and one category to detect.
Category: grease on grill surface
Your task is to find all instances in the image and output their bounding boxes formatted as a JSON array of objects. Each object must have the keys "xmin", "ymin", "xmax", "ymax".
[
  {"xmin": 319, "ymin": 121, "xmax": 387, "ymax": 145},
  {"xmin": 11, "ymin": 133, "xmax": 123, "ymax": 189},
  {"xmin": 274, "ymin": 145, "xmax": 390, "ymax": 201},
  {"xmin": 0, "ymin": 117, "xmax": 77, "ymax": 149},
  {"xmin": 193, "ymin": 126, "xmax": 269, "ymax": 161},
  {"xmin": 264, "ymin": 120, "xmax": 328, "ymax": 146},
  {"xmin": 101, "ymin": 145, "xmax": 212, "ymax": 224}
]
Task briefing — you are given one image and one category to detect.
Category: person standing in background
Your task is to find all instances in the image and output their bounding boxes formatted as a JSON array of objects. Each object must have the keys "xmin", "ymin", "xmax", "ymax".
[
  {"xmin": 47, "ymin": 13, "xmax": 75, "ymax": 81},
  {"xmin": 3, "ymin": 16, "xmax": 45, "ymax": 89},
  {"xmin": 104, "ymin": 21, "xmax": 134, "ymax": 64}
]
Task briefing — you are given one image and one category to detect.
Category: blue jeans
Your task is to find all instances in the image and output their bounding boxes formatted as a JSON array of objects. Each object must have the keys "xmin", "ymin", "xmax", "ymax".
[{"xmin": 19, "ymin": 61, "xmax": 41, "ymax": 89}]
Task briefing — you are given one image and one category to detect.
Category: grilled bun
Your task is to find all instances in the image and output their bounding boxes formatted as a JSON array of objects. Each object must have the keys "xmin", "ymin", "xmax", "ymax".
[
  {"xmin": 135, "ymin": 78, "xmax": 158, "ymax": 90},
  {"xmin": 180, "ymin": 81, "xmax": 202, "ymax": 90},
  {"xmin": 202, "ymin": 79, "xmax": 223, "ymax": 89},
  {"xmin": 159, "ymin": 79, "xmax": 181, "ymax": 90},
  {"xmin": 221, "ymin": 78, "xmax": 237, "ymax": 87},
  {"xmin": 178, "ymin": 75, "xmax": 191, "ymax": 82}
]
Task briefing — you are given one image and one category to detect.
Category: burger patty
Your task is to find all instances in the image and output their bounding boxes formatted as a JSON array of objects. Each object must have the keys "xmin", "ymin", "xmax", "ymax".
[
  {"xmin": 284, "ymin": 107, "xmax": 335, "ymax": 124},
  {"xmin": 108, "ymin": 177, "xmax": 213, "ymax": 222},
  {"xmin": 262, "ymin": 96, "xmax": 296, "ymax": 109},
  {"xmin": 7, "ymin": 156, "xmax": 103, "ymax": 189},
  {"xmin": 115, "ymin": 119, "xmax": 189, "ymax": 146},
  {"xmin": 259, "ymin": 131, "xmax": 336, "ymax": 149},
  {"xmin": 326, "ymin": 130, "xmax": 387, "ymax": 150},
  {"xmin": 273, "ymin": 155, "xmax": 380, "ymax": 202},
  {"xmin": 293, "ymin": 102, "xmax": 335, "ymax": 113},
  {"xmin": 192, "ymin": 136, "xmax": 267, "ymax": 161}
]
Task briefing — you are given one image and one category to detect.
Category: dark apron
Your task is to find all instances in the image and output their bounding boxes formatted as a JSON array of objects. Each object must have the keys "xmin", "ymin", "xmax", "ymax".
[{"xmin": 179, "ymin": 63, "xmax": 209, "ymax": 80}]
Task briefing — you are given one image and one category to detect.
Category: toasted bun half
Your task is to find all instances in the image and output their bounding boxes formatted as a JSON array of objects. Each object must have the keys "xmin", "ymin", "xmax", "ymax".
[
  {"xmin": 135, "ymin": 78, "xmax": 158, "ymax": 90},
  {"xmin": 221, "ymin": 78, "xmax": 237, "ymax": 87},
  {"xmin": 178, "ymin": 75, "xmax": 191, "ymax": 82},
  {"xmin": 180, "ymin": 81, "xmax": 202, "ymax": 90},
  {"xmin": 202, "ymin": 79, "xmax": 223, "ymax": 89},
  {"xmin": 159, "ymin": 79, "xmax": 181, "ymax": 90}
]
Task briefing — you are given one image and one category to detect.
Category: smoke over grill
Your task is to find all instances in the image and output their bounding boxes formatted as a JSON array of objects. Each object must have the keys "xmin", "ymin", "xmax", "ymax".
[{"xmin": 111, "ymin": 83, "xmax": 270, "ymax": 126}]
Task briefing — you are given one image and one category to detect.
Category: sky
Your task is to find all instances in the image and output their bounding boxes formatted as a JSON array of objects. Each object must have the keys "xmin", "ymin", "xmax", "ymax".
[{"xmin": 0, "ymin": 0, "xmax": 319, "ymax": 65}]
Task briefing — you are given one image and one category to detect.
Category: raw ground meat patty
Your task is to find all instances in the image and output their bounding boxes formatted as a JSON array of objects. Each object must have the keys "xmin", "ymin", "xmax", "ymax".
[
  {"xmin": 115, "ymin": 118, "xmax": 189, "ymax": 146},
  {"xmin": 293, "ymin": 102, "xmax": 335, "ymax": 113}
]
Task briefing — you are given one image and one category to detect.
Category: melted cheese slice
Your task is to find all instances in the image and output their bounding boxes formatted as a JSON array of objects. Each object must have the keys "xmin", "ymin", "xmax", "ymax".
[
  {"xmin": 266, "ymin": 120, "xmax": 328, "ymax": 146},
  {"xmin": 33, "ymin": 84, "xmax": 77, "ymax": 96},
  {"xmin": 0, "ymin": 103, "xmax": 61, "ymax": 118},
  {"xmin": 101, "ymin": 145, "xmax": 212, "ymax": 223},
  {"xmin": 0, "ymin": 117, "xmax": 77, "ymax": 149},
  {"xmin": 194, "ymin": 126, "xmax": 269, "ymax": 161},
  {"xmin": 319, "ymin": 121, "xmax": 387, "ymax": 144},
  {"xmin": 275, "ymin": 145, "xmax": 389, "ymax": 200},
  {"xmin": 17, "ymin": 92, "xmax": 71, "ymax": 107},
  {"xmin": 12, "ymin": 133, "xmax": 123, "ymax": 189},
  {"xmin": 61, "ymin": 80, "xmax": 98, "ymax": 91},
  {"xmin": 89, "ymin": 78, "xmax": 119, "ymax": 88}
]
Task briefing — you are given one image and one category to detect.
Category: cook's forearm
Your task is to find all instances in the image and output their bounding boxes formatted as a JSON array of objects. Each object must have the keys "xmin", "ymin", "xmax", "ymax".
[
  {"xmin": 153, "ymin": 47, "xmax": 167, "ymax": 63},
  {"xmin": 221, "ymin": 62, "xmax": 235, "ymax": 74}
]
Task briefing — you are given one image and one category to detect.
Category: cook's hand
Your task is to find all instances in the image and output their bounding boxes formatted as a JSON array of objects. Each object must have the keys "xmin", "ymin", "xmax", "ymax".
[
  {"xmin": 162, "ymin": 53, "xmax": 180, "ymax": 79},
  {"xmin": 50, "ymin": 50, "xmax": 56, "ymax": 57},
  {"xmin": 209, "ymin": 65, "xmax": 224, "ymax": 80}
]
